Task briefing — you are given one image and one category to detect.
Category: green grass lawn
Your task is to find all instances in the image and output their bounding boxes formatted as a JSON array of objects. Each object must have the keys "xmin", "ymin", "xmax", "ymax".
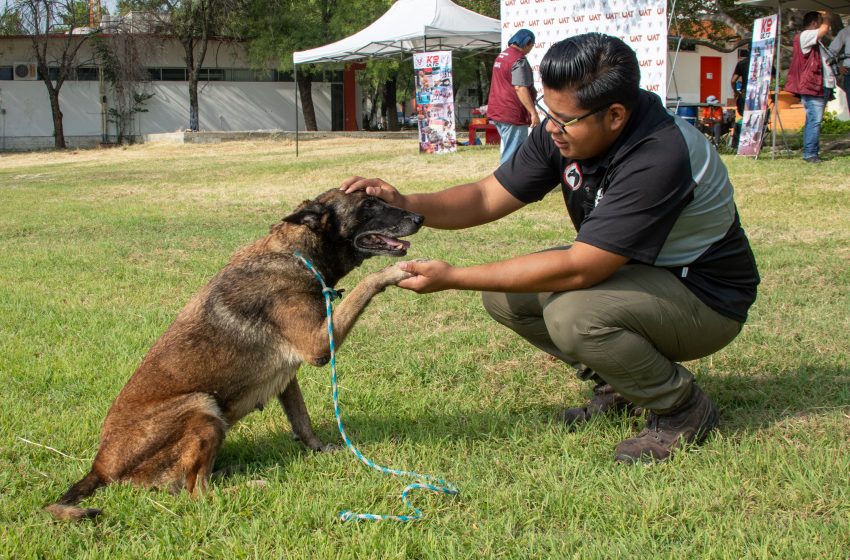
[{"xmin": 1, "ymin": 139, "xmax": 848, "ymax": 558}]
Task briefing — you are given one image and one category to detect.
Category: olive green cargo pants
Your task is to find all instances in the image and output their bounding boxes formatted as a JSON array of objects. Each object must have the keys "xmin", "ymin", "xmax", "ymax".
[{"xmin": 481, "ymin": 263, "xmax": 743, "ymax": 413}]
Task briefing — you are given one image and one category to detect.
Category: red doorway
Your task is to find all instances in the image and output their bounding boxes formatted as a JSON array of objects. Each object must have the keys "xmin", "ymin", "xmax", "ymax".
[{"xmin": 700, "ymin": 57, "xmax": 722, "ymax": 103}]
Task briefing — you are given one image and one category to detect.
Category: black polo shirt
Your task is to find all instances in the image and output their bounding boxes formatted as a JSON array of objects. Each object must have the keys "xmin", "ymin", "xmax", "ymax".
[{"xmin": 494, "ymin": 90, "xmax": 759, "ymax": 322}]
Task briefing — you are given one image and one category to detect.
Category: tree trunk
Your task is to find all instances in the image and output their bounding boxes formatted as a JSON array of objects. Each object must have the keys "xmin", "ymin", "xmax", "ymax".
[
  {"xmin": 48, "ymin": 88, "xmax": 66, "ymax": 149},
  {"xmin": 297, "ymin": 71, "xmax": 318, "ymax": 131},
  {"xmin": 368, "ymin": 85, "xmax": 379, "ymax": 129},
  {"xmin": 188, "ymin": 73, "xmax": 200, "ymax": 131},
  {"xmin": 384, "ymin": 76, "xmax": 399, "ymax": 131},
  {"xmin": 477, "ymin": 61, "xmax": 486, "ymax": 107}
]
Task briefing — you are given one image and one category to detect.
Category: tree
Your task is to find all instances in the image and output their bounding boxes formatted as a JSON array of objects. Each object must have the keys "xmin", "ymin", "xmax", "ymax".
[
  {"xmin": 244, "ymin": 0, "xmax": 392, "ymax": 131},
  {"xmin": 671, "ymin": 0, "xmax": 770, "ymax": 52},
  {"xmin": 671, "ymin": 0, "xmax": 845, "ymax": 87},
  {"xmin": 121, "ymin": 0, "xmax": 246, "ymax": 131},
  {"xmin": 455, "ymin": 0, "xmax": 498, "ymax": 19},
  {"xmin": 6, "ymin": 0, "xmax": 94, "ymax": 149},
  {"xmin": 0, "ymin": 3, "xmax": 25, "ymax": 33},
  {"xmin": 91, "ymin": 22, "xmax": 154, "ymax": 144}
]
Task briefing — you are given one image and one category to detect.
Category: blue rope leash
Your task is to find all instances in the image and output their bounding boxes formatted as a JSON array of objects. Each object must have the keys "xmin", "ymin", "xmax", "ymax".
[{"xmin": 295, "ymin": 252, "xmax": 459, "ymax": 522}]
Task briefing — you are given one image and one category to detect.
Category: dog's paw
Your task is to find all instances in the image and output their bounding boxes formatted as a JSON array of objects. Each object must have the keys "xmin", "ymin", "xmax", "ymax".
[
  {"xmin": 374, "ymin": 259, "xmax": 430, "ymax": 287},
  {"xmin": 313, "ymin": 442, "xmax": 341, "ymax": 453}
]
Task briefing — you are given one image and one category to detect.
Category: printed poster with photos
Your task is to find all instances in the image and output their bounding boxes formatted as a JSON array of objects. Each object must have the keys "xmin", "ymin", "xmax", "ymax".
[
  {"xmin": 738, "ymin": 14, "xmax": 778, "ymax": 157},
  {"xmin": 413, "ymin": 51, "xmax": 457, "ymax": 154}
]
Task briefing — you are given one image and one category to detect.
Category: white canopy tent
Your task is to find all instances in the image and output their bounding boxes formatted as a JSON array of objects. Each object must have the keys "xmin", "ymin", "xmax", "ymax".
[
  {"xmin": 293, "ymin": 0, "xmax": 501, "ymax": 64},
  {"xmin": 738, "ymin": 0, "xmax": 850, "ymax": 11},
  {"xmin": 291, "ymin": 0, "xmax": 501, "ymax": 154}
]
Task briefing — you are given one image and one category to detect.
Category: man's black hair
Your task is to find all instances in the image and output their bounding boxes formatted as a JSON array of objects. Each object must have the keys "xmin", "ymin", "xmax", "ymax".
[
  {"xmin": 540, "ymin": 33, "xmax": 641, "ymax": 111},
  {"xmin": 803, "ymin": 11, "xmax": 822, "ymax": 28}
]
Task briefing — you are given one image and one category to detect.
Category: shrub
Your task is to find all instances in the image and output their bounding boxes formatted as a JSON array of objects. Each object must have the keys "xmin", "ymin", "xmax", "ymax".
[{"xmin": 820, "ymin": 110, "xmax": 850, "ymax": 134}]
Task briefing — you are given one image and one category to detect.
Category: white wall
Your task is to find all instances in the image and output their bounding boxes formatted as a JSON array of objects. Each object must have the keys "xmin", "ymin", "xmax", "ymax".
[
  {"xmin": 138, "ymin": 82, "xmax": 332, "ymax": 133},
  {"xmin": 0, "ymin": 80, "xmax": 332, "ymax": 138},
  {"xmin": 1, "ymin": 81, "xmax": 100, "ymax": 136},
  {"xmin": 0, "ymin": 36, "xmax": 334, "ymax": 148}
]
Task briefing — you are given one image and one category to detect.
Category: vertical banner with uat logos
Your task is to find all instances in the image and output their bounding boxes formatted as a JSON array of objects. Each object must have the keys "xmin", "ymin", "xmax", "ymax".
[
  {"xmin": 737, "ymin": 14, "xmax": 778, "ymax": 157},
  {"xmin": 500, "ymin": 0, "xmax": 667, "ymax": 102},
  {"xmin": 413, "ymin": 51, "xmax": 457, "ymax": 154}
]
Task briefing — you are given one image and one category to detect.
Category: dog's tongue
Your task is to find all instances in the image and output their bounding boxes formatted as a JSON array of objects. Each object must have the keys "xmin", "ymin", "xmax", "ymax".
[{"xmin": 375, "ymin": 234, "xmax": 410, "ymax": 250}]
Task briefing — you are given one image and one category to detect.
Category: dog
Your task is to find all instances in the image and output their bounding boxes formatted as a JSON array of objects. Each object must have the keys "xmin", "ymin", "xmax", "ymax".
[{"xmin": 45, "ymin": 188, "xmax": 424, "ymax": 521}]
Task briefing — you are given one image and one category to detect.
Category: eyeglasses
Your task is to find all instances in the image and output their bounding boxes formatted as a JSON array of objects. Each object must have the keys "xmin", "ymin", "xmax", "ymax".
[{"xmin": 535, "ymin": 95, "xmax": 609, "ymax": 132}]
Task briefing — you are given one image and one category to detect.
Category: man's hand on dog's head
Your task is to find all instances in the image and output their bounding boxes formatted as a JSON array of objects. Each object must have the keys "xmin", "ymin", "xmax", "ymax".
[
  {"xmin": 340, "ymin": 176, "xmax": 405, "ymax": 207},
  {"xmin": 396, "ymin": 259, "xmax": 455, "ymax": 294}
]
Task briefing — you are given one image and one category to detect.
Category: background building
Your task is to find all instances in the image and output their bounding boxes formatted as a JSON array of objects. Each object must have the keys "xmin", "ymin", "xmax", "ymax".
[{"xmin": 0, "ymin": 29, "xmax": 346, "ymax": 151}]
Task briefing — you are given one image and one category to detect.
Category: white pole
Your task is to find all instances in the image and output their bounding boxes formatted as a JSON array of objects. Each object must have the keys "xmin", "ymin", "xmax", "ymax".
[{"xmin": 295, "ymin": 63, "xmax": 300, "ymax": 157}]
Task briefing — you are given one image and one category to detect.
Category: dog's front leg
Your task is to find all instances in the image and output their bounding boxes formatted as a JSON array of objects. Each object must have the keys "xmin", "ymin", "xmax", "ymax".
[
  {"xmin": 319, "ymin": 262, "xmax": 413, "ymax": 351},
  {"xmin": 278, "ymin": 377, "xmax": 335, "ymax": 452}
]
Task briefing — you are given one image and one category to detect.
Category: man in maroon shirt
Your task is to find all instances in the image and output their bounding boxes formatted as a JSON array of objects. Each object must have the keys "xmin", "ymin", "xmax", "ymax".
[{"xmin": 487, "ymin": 29, "xmax": 540, "ymax": 164}]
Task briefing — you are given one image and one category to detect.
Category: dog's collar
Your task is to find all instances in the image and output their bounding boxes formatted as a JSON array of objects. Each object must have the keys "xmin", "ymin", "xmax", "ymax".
[{"xmin": 294, "ymin": 252, "xmax": 343, "ymax": 302}]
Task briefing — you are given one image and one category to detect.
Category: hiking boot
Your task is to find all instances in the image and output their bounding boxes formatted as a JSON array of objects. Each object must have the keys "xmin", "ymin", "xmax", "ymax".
[
  {"xmin": 556, "ymin": 380, "xmax": 642, "ymax": 432},
  {"xmin": 614, "ymin": 384, "xmax": 719, "ymax": 464}
]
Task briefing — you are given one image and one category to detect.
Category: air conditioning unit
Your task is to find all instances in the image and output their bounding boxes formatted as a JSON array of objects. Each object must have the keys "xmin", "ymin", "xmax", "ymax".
[{"xmin": 13, "ymin": 62, "xmax": 38, "ymax": 81}]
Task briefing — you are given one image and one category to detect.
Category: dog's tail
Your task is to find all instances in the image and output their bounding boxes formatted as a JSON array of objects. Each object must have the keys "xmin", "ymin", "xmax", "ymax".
[{"xmin": 44, "ymin": 470, "xmax": 105, "ymax": 521}]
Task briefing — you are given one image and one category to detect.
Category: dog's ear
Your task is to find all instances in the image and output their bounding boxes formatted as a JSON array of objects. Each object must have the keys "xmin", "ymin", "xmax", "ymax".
[{"xmin": 282, "ymin": 201, "xmax": 330, "ymax": 232}]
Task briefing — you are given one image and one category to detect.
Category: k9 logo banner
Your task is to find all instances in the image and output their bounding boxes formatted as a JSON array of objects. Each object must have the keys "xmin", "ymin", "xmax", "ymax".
[
  {"xmin": 413, "ymin": 51, "xmax": 457, "ymax": 154},
  {"xmin": 738, "ymin": 15, "xmax": 778, "ymax": 157}
]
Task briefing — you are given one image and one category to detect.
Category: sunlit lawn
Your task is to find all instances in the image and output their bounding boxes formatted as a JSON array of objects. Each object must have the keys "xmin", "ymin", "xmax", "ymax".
[{"xmin": 1, "ymin": 139, "xmax": 848, "ymax": 558}]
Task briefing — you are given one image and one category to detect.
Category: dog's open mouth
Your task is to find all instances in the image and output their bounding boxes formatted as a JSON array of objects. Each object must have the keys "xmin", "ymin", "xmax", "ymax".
[{"xmin": 355, "ymin": 233, "xmax": 412, "ymax": 256}]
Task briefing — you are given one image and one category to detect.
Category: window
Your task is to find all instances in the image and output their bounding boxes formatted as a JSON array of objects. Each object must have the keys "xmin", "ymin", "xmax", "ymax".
[
  {"xmin": 161, "ymin": 68, "xmax": 186, "ymax": 81},
  {"xmin": 137, "ymin": 67, "xmax": 335, "ymax": 83},
  {"xmin": 199, "ymin": 68, "xmax": 225, "ymax": 81},
  {"xmin": 274, "ymin": 70, "xmax": 293, "ymax": 82},
  {"xmin": 75, "ymin": 67, "xmax": 99, "ymax": 81},
  {"xmin": 0, "ymin": 66, "xmax": 12, "ymax": 80},
  {"xmin": 229, "ymin": 68, "xmax": 258, "ymax": 81}
]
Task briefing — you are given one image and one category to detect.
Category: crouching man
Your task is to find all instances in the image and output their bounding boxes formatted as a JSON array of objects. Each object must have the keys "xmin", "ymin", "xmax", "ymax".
[{"xmin": 342, "ymin": 33, "xmax": 759, "ymax": 463}]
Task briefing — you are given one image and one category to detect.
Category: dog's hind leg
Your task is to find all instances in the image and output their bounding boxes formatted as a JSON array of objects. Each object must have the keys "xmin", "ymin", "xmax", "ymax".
[
  {"xmin": 180, "ymin": 412, "xmax": 226, "ymax": 496},
  {"xmin": 278, "ymin": 377, "xmax": 335, "ymax": 452},
  {"xmin": 99, "ymin": 393, "xmax": 227, "ymax": 496}
]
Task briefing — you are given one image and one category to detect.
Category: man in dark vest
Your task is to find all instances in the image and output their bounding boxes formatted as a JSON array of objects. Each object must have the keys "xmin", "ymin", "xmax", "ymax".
[
  {"xmin": 786, "ymin": 11, "xmax": 835, "ymax": 163},
  {"xmin": 487, "ymin": 29, "xmax": 539, "ymax": 164}
]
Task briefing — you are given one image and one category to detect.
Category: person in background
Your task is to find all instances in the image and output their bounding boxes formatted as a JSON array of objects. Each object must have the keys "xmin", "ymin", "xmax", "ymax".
[
  {"xmin": 730, "ymin": 49, "xmax": 750, "ymax": 149},
  {"xmin": 786, "ymin": 10, "xmax": 835, "ymax": 164},
  {"xmin": 700, "ymin": 95, "xmax": 724, "ymax": 146},
  {"xmin": 487, "ymin": 28, "xmax": 540, "ymax": 164},
  {"xmin": 828, "ymin": 25, "xmax": 850, "ymax": 108}
]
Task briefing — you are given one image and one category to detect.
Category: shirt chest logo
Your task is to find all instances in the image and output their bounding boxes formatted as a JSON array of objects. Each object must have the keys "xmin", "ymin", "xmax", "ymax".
[{"xmin": 564, "ymin": 163, "xmax": 583, "ymax": 191}]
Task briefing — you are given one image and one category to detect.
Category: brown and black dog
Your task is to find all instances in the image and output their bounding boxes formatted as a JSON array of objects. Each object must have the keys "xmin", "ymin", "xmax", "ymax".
[{"xmin": 45, "ymin": 188, "xmax": 424, "ymax": 521}]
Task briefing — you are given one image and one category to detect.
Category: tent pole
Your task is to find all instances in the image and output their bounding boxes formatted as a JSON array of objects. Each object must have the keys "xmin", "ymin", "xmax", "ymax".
[
  {"xmin": 666, "ymin": 0, "xmax": 681, "ymax": 105},
  {"xmin": 295, "ymin": 63, "xmax": 300, "ymax": 157},
  {"xmin": 771, "ymin": 4, "xmax": 781, "ymax": 159}
]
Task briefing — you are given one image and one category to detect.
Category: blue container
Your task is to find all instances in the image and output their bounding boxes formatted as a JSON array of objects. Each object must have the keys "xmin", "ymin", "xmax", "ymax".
[{"xmin": 676, "ymin": 105, "xmax": 698, "ymax": 127}]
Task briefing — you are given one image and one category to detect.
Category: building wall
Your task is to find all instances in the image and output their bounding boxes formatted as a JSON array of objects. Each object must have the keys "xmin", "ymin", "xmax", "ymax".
[{"xmin": 0, "ymin": 35, "xmax": 334, "ymax": 150}]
